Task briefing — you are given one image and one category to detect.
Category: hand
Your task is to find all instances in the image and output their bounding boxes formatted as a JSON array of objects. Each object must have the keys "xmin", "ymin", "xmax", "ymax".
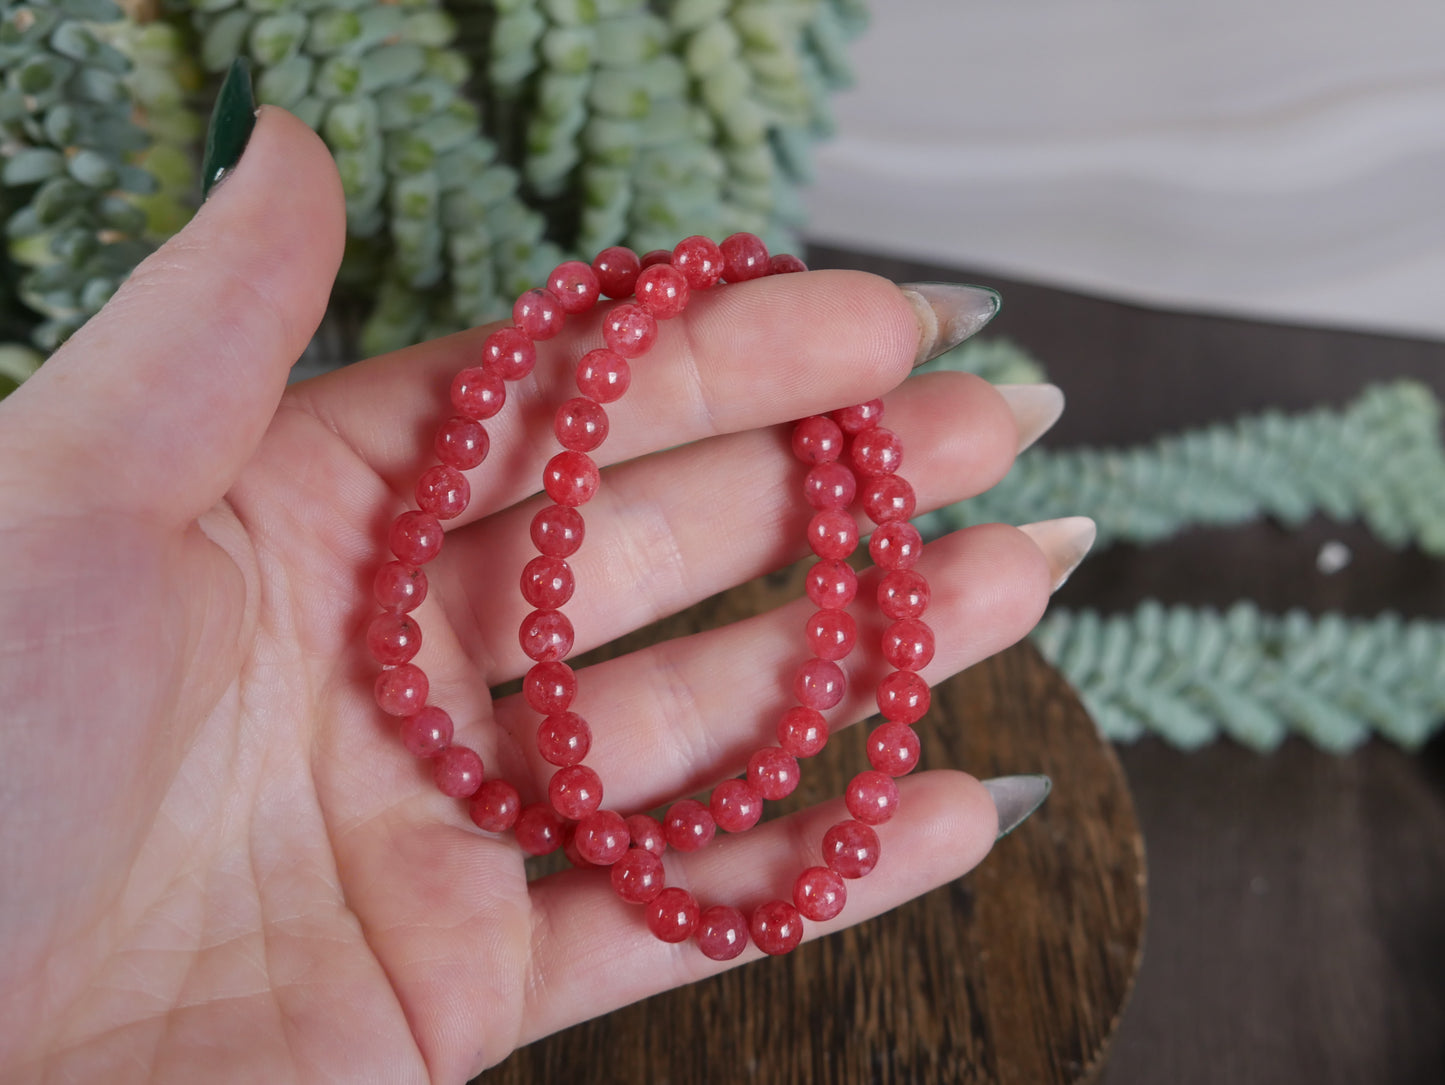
[{"xmin": 0, "ymin": 111, "xmax": 1061, "ymax": 1082}]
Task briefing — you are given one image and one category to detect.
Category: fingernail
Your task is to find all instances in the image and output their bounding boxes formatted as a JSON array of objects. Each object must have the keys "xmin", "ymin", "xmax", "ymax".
[
  {"xmin": 201, "ymin": 58, "xmax": 257, "ymax": 200},
  {"xmin": 996, "ymin": 383, "xmax": 1065, "ymax": 452},
  {"xmin": 900, "ymin": 283, "xmax": 1001, "ymax": 366},
  {"xmin": 1018, "ymin": 516, "xmax": 1096, "ymax": 592},
  {"xmin": 982, "ymin": 774, "xmax": 1051, "ymax": 840}
]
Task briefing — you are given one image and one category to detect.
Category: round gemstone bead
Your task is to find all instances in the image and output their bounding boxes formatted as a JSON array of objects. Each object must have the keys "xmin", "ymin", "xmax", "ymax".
[
  {"xmin": 562, "ymin": 824, "xmax": 594, "ymax": 869},
  {"xmin": 575, "ymin": 809, "xmax": 630, "ymax": 866},
  {"xmin": 719, "ymin": 232, "xmax": 769, "ymax": 282},
  {"xmin": 375, "ymin": 664, "xmax": 427, "ymax": 716},
  {"xmin": 805, "ymin": 560, "xmax": 858, "ymax": 609},
  {"xmin": 769, "ymin": 253, "xmax": 808, "ymax": 275},
  {"xmin": 793, "ymin": 866, "xmax": 847, "ymax": 921},
  {"xmin": 709, "ymin": 778, "xmax": 763, "ymax": 833},
  {"xmin": 777, "ymin": 705, "xmax": 829, "ymax": 758},
  {"xmin": 469, "ymin": 779, "xmax": 521, "ymax": 832},
  {"xmin": 610, "ymin": 848, "xmax": 665, "ymax": 903},
  {"xmin": 883, "ymin": 618, "xmax": 935, "ymax": 671},
  {"xmin": 807, "ymin": 509, "xmax": 858, "ymax": 560},
  {"xmin": 823, "ymin": 820, "xmax": 881, "ymax": 879},
  {"xmin": 592, "ymin": 246, "xmax": 641, "ymax": 298},
  {"xmin": 374, "ymin": 561, "xmax": 427, "ymax": 612},
  {"xmin": 749, "ymin": 899, "xmax": 803, "ymax": 955},
  {"xmin": 537, "ymin": 710, "xmax": 591, "ymax": 766},
  {"xmin": 794, "ymin": 657, "xmax": 846, "ymax": 711},
  {"xmin": 390, "ymin": 511, "xmax": 443, "ymax": 565},
  {"xmin": 602, "ymin": 303, "xmax": 658, "ymax": 358},
  {"xmin": 647, "ymin": 888, "xmax": 700, "ymax": 943},
  {"xmin": 367, "ymin": 612, "xmax": 420, "ymax": 665},
  {"xmin": 433, "ymin": 745, "xmax": 483, "ymax": 798},
  {"xmin": 791, "ymin": 416, "xmax": 845, "ymax": 464},
  {"xmin": 515, "ymin": 803, "xmax": 565, "ymax": 856},
  {"xmin": 870, "ymin": 521, "xmax": 923, "ymax": 570},
  {"xmin": 878, "ymin": 569, "xmax": 930, "ymax": 619},
  {"xmin": 640, "ymin": 248, "xmax": 673, "ymax": 268},
  {"xmin": 575, "ymin": 348, "xmax": 631, "ymax": 403},
  {"xmin": 450, "ymin": 366, "xmax": 506, "ymax": 420},
  {"xmin": 519, "ymin": 608, "xmax": 574, "ymax": 662},
  {"xmin": 831, "ymin": 399, "xmax": 884, "ymax": 434},
  {"xmin": 548, "ymin": 764, "xmax": 603, "ymax": 819},
  {"xmin": 846, "ymin": 769, "xmax": 901, "ymax": 824},
  {"xmin": 877, "ymin": 669, "xmax": 931, "ymax": 724},
  {"xmin": 747, "ymin": 746, "xmax": 800, "ymax": 801},
  {"xmin": 861, "ymin": 474, "xmax": 917, "ymax": 523},
  {"xmin": 523, "ymin": 661, "xmax": 577, "ymax": 715},
  {"xmin": 625, "ymin": 813, "xmax": 666, "ymax": 857},
  {"xmin": 803, "ymin": 462, "xmax": 857, "ymax": 510},
  {"xmin": 543, "ymin": 450, "xmax": 600, "ymax": 506},
  {"xmin": 547, "ymin": 260, "xmax": 601, "ymax": 314},
  {"xmin": 521, "ymin": 555, "xmax": 575, "ymax": 609},
  {"xmin": 806, "ymin": 608, "xmax": 857, "ymax": 661},
  {"xmin": 400, "ymin": 705, "xmax": 452, "ymax": 758},
  {"xmin": 480, "ymin": 326, "xmax": 537, "ymax": 381},
  {"xmin": 416, "ymin": 464, "xmax": 470, "ymax": 520},
  {"xmin": 695, "ymin": 905, "xmax": 749, "ymax": 961},
  {"xmin": 672, "ymin": 234, "xmax": 724, "ymax": 289},
  {"xmin": 434, "ymin": 415, "xmax": 489, "ymax": 470},
  {"xmin": 635, "ymin": 263, "xmax": 690, "ymax": 319},
  {"xmin": 867, "ymin": 721, "xmax": 922, "ymax": 776},
  {"xmin": 554, "ymin": 397, "xmax": 609, "ymax": 452},
  {"xmin": 852, "ymin": 427, "xmax": 903, "ymax": 476},
  {"xmin": 531, "ymin": 504, "xmax": 585, "ymax": 557},
  {"xmin": 513, "ymin": 288, "xmax": 565, "ymax": 340},
  {"xmin": 664, "ymin": 798, "xmax": 717, "ymax": 852}
]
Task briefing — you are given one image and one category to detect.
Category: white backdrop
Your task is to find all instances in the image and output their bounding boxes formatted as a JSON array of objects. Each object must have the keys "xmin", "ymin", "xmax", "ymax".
[{"xmin": 805, "ymin": 2, "xmax": 1445, "ymax": 339}]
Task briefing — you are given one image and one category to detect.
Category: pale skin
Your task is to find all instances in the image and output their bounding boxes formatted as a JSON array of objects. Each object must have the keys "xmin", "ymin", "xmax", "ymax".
[{"xmin": 0, "ymin": 112, "xmax": 1053, "ymax": 1082}]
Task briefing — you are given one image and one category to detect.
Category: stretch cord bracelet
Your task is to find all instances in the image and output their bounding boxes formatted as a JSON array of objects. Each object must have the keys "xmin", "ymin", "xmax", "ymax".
[{"xmin": 365, "ymin": 233, "xmax": 933, "ymax": 959}]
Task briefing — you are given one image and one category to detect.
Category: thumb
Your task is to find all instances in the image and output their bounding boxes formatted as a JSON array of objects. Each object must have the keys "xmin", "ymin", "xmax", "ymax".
[{"xmin": 0, "ymin": 107, "xmax": 345, "ymax": 526}]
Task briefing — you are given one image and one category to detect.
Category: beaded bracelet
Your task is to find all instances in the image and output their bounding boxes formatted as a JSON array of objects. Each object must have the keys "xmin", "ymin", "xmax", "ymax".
[{"xmin": 365, "ymin": 233, "xmax": 932, "ymax": 959}]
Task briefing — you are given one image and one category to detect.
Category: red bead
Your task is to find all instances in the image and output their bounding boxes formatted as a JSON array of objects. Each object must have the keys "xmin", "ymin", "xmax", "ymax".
[
  {"xmin": 531, "ymin": 504, "xmax": 585, "ymax": 557},
  {"xmin": 861, "ymin": 475, "xmax": 916, "ymax": 523},
  {"xmin": 480, "ymin": 326, "xmax": 537, "ymax": 381},
  {"xmin": 824, "ymin": 820, "xmax": 881, "ymax": 879},
  {"xmin": 803, "ymin": 462, "xmax": 857, "ymax": 509},
  {"xmin": 831, "ymin": 399, "xmax": 883, "ymax": 434},
  {"xmin": 777, "ymin": 705, "xmax": 829, "ymax": 758},
  {"xmin": 523, "ymin": 661, "xmax": 577, "ymax": 714},
  {"xmin": 400, "ymin": 705, "xmax": 452, "ymax": 758},
  {"xmin": 695, "ymin": 905, "xmax": 749, "ymax": 961},
  {"xmin": 450, "ymin": 366, "xmax": 506, "ymax": 420},
  {"xmin": 469, "ymin": 779, "xmax": 521, "ymax": 832},
  {"xmin": 640, "ymin": 248, "xmax": 673, "ymax": 267},
  {"xmin": 625, "ymin": 813, "xmax": 667, "ymax": 857},
  {"xmin": 433, "ymin": 745, "xmax": 483, "ymax": 798},
  {"xmin": 547, "ymin": 259, "xmax": 601, "ymax": 314},
  {"xmin": 537, "ymin": 710, "xmax": 591, "ymax": 766},
  {"xmin": 806, "ymin": 560, "xmax": 857, "ymax": 609},
  {"xmin": 867, "ymin": 721, "xmax": 922, "ymax": 775},
  {"xmin": 368, "ymin": 612, "xmax": 420, "ymax": 665},
  {"xmin": 374, "ymin": 561, "xmax": 427, "ymax": 612},
  {"xmin": 883, "ymin": 618, "xmax": 935, "ymax": 671},
  {"xmin": 672, "ymin": 235, "xmax": 724, "ymax": 290},
  {"xmin": 519, "ymin": 608, "xmax": 574, "ymax": 662},
  {"xmin": 610, "ymin": 848, "xmax": 665, "ymax": 903},
  {"xmin": 878, "ymin": 569, "xmax": 930, "ymax": 619},
  {"xmin": 793, "ymin": 866, "xmax": 846, "ymax": 921},
  {"xmin": 646, "ymin": 887, "xmax": 700, "ymax": 943},
  {"xmin": 791, "ymin": 416, "xmax": 845, "ymax": 464},
  {"xmin": 807, "ymin": 509, "xmax": 858, "ymax": 560},
  {"xmin": 554, "ymin": 396, "xmax": 609, "ymax": 452},
  {"xmin": 870, "ymin": 521, "xmax": 923, "ymax": 570},
  {"xmin": 521, "ymin": 555, "xmax": 575, "ymax": 609},
  {"xmin": 575, "ymin": 348, "xmax": 631, "ymax": 403},
  {"xmin": 515, "ymin": 803, "xmax": 565, "ymax": 855},
  {"xmin": 769, "ymin": 253, "xmax": 808, "ymax": 275},
  {"xmin": 543, "ymin": 450, "xmax": 600, "ymax": 507},
  {"xmin": 375, "ymin": 663, "xmax": 427, "ymax": 716},
  {"xmin": 794, "ymin": 658, "xmax": 845, "ymax": 711},
  {"xmin": 747, "ymin": 746, "xmax": 800, "ymax": 801},
  {"xmin": 390, "ymin": 511, "xmax": 443, "ymax": 565},
  {"xmin": 434, "ymin": 416, "xmax": 489, "ymax": 470},
  {"xmin": 877, "ymin": 670, "xmax": 931, "ymax": 725},
  {"xmin": 710, "ymin": 778, "xmax": 764, "ymax": 833},
  {"xmin": 806, "ymin": 608, "xmax": 857, "ymax": 661},
  {"xmin": 602, "ymin": 303, "xmax": 658, "ymax": 358},
  {"xmin": 635, "ymin": 263, "xmax": 690, "ymax": 320},
  {"xmin": 513, "ymin": 288, "xmax": 565, "ymax": 340},
  {"xmin": 846, "ymin": 769, "xmax": 901, "ymax": 824},
  {"xmin": 416, "ymin": 464, "xmax": 470, "ymax": 520},
  {"xmin": 852, "ymin": 427, "xmax": 903, "ymax": 477},
  {"xmin": 592, "ymin": 246, "xmax": 641, "ymax": 299},
  {"xmin": 549, "ymin": 764, "xmax": 603, "ymax": 819},
  {"xmin": 719, "ymin": 232, "xmax": 769, "ymax": 282},
  {"xmin": 575, "ymin": 809, "xmax": 630, "ymax": 866},
  {"xmin": 664, "ymin": 798, "xmax": 717, "ymax": 852},
  {"xmin": 749, "ymin": 899, "xmax": 803, "ymax": 955}
]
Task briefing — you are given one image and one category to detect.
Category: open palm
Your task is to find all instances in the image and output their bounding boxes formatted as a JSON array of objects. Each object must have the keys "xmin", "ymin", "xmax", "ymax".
[{"xmin": 0, "ymin": 113, "xmax": 1054, "ymax": 1083}]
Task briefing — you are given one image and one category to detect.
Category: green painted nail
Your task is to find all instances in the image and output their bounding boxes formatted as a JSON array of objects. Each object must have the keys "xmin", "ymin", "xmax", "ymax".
[{"xmin": 201, "ymin": 58, "xmax": 257, "ymax": 200}]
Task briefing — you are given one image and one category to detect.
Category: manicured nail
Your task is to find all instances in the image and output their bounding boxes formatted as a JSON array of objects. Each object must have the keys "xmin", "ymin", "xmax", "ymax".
[
  {"xmin": 201, "ymin": 58, "xmax": 257, "ymax": 200},
  {"xmin": 900, "ymin": 283, "xmax": 1001, "ymax": 366},
  {"xmin": 982, "ymin": 774, "xmax": 1051, "ymax": 839},
  {"xmin": 1018, "ymin": 516, "xmax": 1096, "ymax": 592},
  {"xmin": 996, "ymin": 383, "xmax": 1065, "ymax": 452}
]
